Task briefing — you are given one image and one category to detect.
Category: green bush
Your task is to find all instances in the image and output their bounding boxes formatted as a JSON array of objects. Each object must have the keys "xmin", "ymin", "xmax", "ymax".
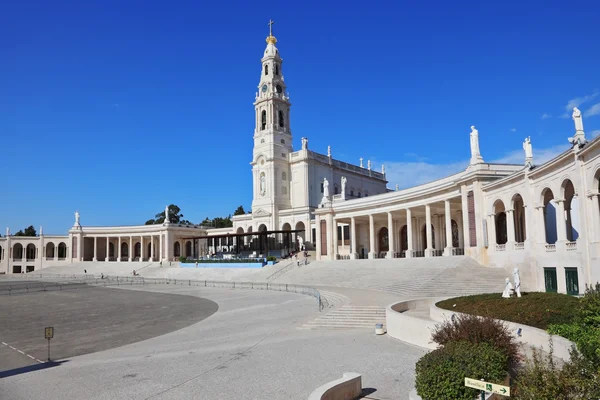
[
  {"xmin": 266, "ymin": 255, "xmax": 277, "ymax": 262},
  {"xmin": 513, "ymin": 343, "xmax": 600, "ymax": 400},
  {"xmin": 547, "ymin": 283, "xmax": 600, "ymax": 368},
  {"xmin": 415, "ymin": 341, "xmax": 508, "ymax": 400},
  {"xmin": 178, "ymin": 256, "xmax": 187, "ymax": 263},
  {"xmin": 432, "ymin": 313, "xmax": 521, "ymax": 365}
]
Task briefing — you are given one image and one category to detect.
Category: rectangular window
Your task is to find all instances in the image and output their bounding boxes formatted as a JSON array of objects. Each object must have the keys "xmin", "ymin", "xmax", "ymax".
[
  {"xmin": 337, "ymin": 226, "xmax": 342, "ymax": 242},
  {"xmin": 468, "ymin": 190, "xmax": 477, "ymax": 246},
  {"xmin": 312, "ymin": 228, "xmax": 316, "ymax": 243},
  {"xmin": 343, "ymin": 225, "xmax": 350, "ymax": 240},
  {"xmin": 565, "ymin": 268, "xmax": 579, "ymax": 295},
  {"xmin": 544, "ymin": 268, "xmax": 557, "ymax": 293}
]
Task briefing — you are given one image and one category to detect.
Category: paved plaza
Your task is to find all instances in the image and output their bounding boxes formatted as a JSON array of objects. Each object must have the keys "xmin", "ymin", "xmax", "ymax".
[{"xmin": 0, "ymin": 283, "xmax": 425, "ymax": 400}]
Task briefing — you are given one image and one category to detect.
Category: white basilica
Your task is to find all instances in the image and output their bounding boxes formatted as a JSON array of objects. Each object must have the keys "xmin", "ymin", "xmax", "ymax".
[{"xmin": 1, "ymin": 26, "xmax": 599, "ymax": 296}]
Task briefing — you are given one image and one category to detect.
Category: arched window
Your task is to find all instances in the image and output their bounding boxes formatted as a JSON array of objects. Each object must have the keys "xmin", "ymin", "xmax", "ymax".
[
  {"xmin": 275, "ymin": 64, "xmax": 279, "ymax": 75},
  {"xmin": 282, "ymin": 172, "xmax": 287, "ymax": 181},
  {"xmin": 321, "ymin": 182, "xmax": 324, "ymax": 193},
  {"xmin": 261, "ymin": 110, "xmax": 266, "ymax": 130},
  {"xmin": 264, "ymin": 64, "xmax": 269, "ymax": 75},
  {"xmin": 278, "ymin": 110, "xmax": 284, "ymax": 128}
]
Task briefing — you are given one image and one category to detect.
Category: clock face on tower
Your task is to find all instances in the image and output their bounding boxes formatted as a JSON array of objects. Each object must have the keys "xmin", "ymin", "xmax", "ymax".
[
  {"xmin": 276, "ymin": 85, "xmax": 282, "ymax": 93},
  {"xmin": 261, "ymin": 84, "xmax": 268, "ymax": 93}
]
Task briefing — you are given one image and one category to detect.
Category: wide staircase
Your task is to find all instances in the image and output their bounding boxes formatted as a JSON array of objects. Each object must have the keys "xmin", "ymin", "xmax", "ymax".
[
  {"xmin": 274, "ymin": 257, "xmax": 511, "ymax": 299},
  {"xmin": 300, "ymin": 305, "xmax": 386, "ymax": 330}
]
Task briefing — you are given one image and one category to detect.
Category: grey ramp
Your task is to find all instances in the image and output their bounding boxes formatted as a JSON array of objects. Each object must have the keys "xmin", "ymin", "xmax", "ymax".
[{"xmin": 0, "ymin": 286, "xmax": 218, "ymax": 370}]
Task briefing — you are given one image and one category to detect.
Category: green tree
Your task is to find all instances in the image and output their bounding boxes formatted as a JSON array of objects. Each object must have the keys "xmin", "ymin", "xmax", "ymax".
[
  {"xmin": 146, "ymin": 205, "xmax": 191, "ymax": 225},
  {"xmin": 233, "ymin": 205, "xmax": 246, "ymax": 216},
  {"xmin": 14, "ymin": 225, "xmax": 37, "ymax": 237}
]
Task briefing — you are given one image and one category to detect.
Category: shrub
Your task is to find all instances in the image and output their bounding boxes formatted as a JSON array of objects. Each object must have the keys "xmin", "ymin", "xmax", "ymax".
[
  {"xmin": 415, "ymin": 341, "xmax": 508, "ymax": 400},
  {"xmin": 547, "ymin": 283, "xmax": 600, "ymax": 368},
  {"xmin": 266, "ymin": 255, "xmax": 277, "ymax": 262},
  {"xmin": 432, "ymin": 313, "xmax": 521, "ymax": 365},
  {"xmin": 513, "ymin": 343, "xmax": 600, "ymax": 400},
  {"xmin": 178, "ymin": 256, "xmax": 187, "ymax": 263}
]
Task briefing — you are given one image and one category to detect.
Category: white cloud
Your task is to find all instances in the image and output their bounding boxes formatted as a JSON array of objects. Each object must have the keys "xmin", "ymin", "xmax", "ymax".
[
  {"xmin": 383, "ymin": 144, "xmax": 568, "ymax": 189},
  {"xmin": 510, "ymin": 128, "xmax": 517, "ymax": 132},
  {"xmin": 561, "ymin": 92, "xmax": 599, "ymax": 118},
  {"xmin": 585, "ymin": 102, "xmax": 600, "ymax": 117},
  {"xmin": 541, "ymin": 113, "xmax": 551, "ymax": 119}
]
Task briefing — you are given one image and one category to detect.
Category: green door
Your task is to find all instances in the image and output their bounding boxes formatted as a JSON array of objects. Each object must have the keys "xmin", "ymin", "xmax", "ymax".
[
  {"xmin": 544, "ymin": 268, "xmax": 557, "ymax": 293},
  {"xmin": 565, "ymin": 268, "xmax": 579, "ymax": 295}
]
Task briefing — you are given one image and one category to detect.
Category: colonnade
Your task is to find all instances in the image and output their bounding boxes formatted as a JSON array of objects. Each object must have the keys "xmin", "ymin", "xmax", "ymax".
[{"xmin": 316, "ymin": 196, "xmax": 471, "ymax": 260}]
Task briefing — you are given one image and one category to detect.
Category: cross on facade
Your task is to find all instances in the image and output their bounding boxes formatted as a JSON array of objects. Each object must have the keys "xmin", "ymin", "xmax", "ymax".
[{"xmin": 268, "ymin": 19, "xmax": 275, "ymax": 36}]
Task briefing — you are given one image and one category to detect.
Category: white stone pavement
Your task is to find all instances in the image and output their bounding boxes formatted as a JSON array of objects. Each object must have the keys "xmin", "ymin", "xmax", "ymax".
[{"xmin": 0, "ymin": 285, "xmax": 425, "ymax": 400}]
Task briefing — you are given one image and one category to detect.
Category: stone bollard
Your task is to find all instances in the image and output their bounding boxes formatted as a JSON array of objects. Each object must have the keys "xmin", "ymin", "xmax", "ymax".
[{"xmin": 375, "ymin": 323, "xmax": 385, "ymax": 335}]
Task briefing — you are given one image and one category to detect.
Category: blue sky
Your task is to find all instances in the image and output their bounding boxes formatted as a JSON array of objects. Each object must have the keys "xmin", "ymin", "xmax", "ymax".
[{"xmin": 2, "ymin": 0, "xmax": 599, "ymax": 234}]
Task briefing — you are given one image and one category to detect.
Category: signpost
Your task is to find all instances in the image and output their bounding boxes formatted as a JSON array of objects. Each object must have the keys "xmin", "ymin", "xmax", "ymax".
[
  {"xmin": 465, "ymin": 377, "xmax": 510, "ymax": 398},
  {"xmin": 45, "ymin": 327, "xmax": 54, "ymax": 361}
]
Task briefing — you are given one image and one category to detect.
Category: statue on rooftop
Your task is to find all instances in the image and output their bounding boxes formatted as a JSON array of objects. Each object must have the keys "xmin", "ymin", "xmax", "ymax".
[
  {"xmin": 470, "ymin": 125, "xmax": 484, "ymax": 165},
  {"xmin": 327, "ymin": 145, "xmax": 331, "ymax": 157},
  {"xmin": 322, "ymin": 178, "xmax": 330, "ymax": 199},
  {"xmin": 367, "ymin": 160, "xmax": 371, "ymax": 170},
  {"xmin": 301, "ymin": 137, "xmax": 308, "ymax": 150},
  {"xmin": 164, "ymin": 205, "xmax": 170, "ymax": 223},
  {"xmin": 341, "ymin": 176, "xmax": 347, "ymax": 200},
  {"xmin": 523, "ymin": 137, "xmax": 533, "ymax": 168},
  {"xmin": 74, "ymin": 211, "xmax": 80, "ymax": 226},
  {"xmin": 573, "ymin": 107, "xmax": 584, "ymax": 132},
  {"xmin": 359, "ymin": 157, "xmax": 364, "ymax": 168}
]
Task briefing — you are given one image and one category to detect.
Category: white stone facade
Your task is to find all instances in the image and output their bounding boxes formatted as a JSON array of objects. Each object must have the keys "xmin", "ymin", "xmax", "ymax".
[{"xmin": 1, "ymin": 28, "xmax": 598, "ymax": 296}]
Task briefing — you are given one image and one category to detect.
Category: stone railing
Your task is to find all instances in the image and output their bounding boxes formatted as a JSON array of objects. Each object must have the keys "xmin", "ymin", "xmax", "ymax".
[
  {"xmin": 432, "ymin": 249, "xmax": 443, "ymax": 257},
  {"xmin": 545, "ymin": 244, "xmax": 557, "ymax": 252},
  {"xmin": 566, "ymin": 241, "xmax": 577, "ymax": 251},
  {"xmin": 514, "ymin": 242, "xmax": 525, "ymax": 250},
  {"xmin": 495, "ymin": 244, "xmax": 506, "ymax": 251},
  {"xmin": 451, "ymin": 248, "xmax": 464, "ymax": 256}
]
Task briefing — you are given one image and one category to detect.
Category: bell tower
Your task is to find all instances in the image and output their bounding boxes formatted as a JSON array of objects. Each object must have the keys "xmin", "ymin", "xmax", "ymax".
[{"xmin": 251, "ymin": 20, "xmax": 293, "ymax": 225}]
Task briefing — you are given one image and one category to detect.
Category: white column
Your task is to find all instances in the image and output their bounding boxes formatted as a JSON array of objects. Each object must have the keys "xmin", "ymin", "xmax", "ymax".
[
  {"xmin": 315, "ymin": 214, "xmax": 322, "ymax": 260},
  {"xmin": 159, "ymin": 233, "xmax": 163, "ymax": 261},
  {"xmin": 461, "ymin": 186, "xmax": 471, "ymax": 249},
  {"xmin": 93, "ymin": 237, "xmax": 97, "ymax": 261},
  {"xmin": 506, "ymin": 209, "xmax": 516, "ymax": 247},
  {"xmin": 556, "ymin": 199, "xmax": 567, "ymax": 242},
  {"xmin": 106, "ymin": 237, "xmax": 110, "ymax": 262},
  {"xmin": 387, "ymin": 212, "xmax": 395, "ymax": 258},
  {"xmin": 129, "ymin": 236, "xmax": 132, "ymax": 262},
  {"xmin": 488, "ymin": 214, "xmax": 497, "ymax": 247},
  {"xmin": 350, "ymin": 217, "xmax": 357, "ymax": 259},
  {"xmin": 536, "ymin": 206, "xmax": 546, "ymax": 243},
  {"xmin": 425, "ymin": 205, "xmax": 432, "ymax": 257},
  {"xmin": 117, "ymin": 236, "xmax": 121, "ymax": 261},
  {"xmin": 592, "ymin": 195, "xmax": 600, "ymax": 241},
  {"xmin": 457, "ymin": 212, "xmax": 464, "ymax": 249},
  {"xmin": 368, "ymin": 214, "xmax": 376, "ymax": 259},
  {"xmin": 444, "ymin": 200, "xmax": 453, "ymax": 256},
  {"xmin": 406, "ymin": 209, "xmax": 413, "ymax": 258},
  {"xmin": 148, "ymin": 235, "xmax": 154, "ymax": 262},
  {"xmin": 332, "ymin": 218, "xmax": 338, "ymax": 259}
]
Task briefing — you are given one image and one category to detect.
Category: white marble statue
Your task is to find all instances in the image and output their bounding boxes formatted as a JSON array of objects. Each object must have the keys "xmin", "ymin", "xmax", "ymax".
[
  {"xmin": 40, "ymin": 226, "xmax": 43, "ymax": 235},
  {"xmin": 367, "ymin": 160, "xmax": 371, "ymax": 170},
  {"xmin": 381, "ymin": 164, "xmax": 385, "ymax": 175},
  {"xmin": 6, "ymin": 227, "xmax": 10, "ymax": 236},
  {"xmin": 523, "ymin": 136, "xmax": 533, "ymax": 168},
  {"xmin": 359, "ymin": 157, "xmax": 364, "ymax": 168},
  {"xmin": 470, "ymin": 125, "xmax": 484, "ymax": 164},
  {"xmin": 322, "ymin": 178, "xmax": 330, "ymax": 199},
  {"xmin": 74, "ymin": 210, "xmax": 80, "ymax": 226},
  {"xmin": 297, "ymin": 236, "xmax": 304, "ymax": 251},
  {"xmin": 513, "ymin": 267, "xmax": 522, "ymax": 297},
  {"xmin": 327, "ymin": 145, "xmax": 331, "ymax": 157},
  {"xmin": 396, "ymin": 184, "xmax": 399, "ymax": 191},
  {"xmin": 573, "ymin": 107, "xmax": 584, "ymax": 132},
  {"xmin": 341, "ymin": 176, "xmax": 347, "ymax": 199},
  {"xmin": 301, "ymin": 137, "xmax": 308, "ymax": 150},
  {"xmin": 260, "ymin": 173, "xmax": 266, "ymax": 196},
  {"xmin": 164, "ymin": 205, "xmax": 170, "ymax": 223},
  {"xmin": 502, "ymin": 278, "xmax": 514, "ymax": 298}
]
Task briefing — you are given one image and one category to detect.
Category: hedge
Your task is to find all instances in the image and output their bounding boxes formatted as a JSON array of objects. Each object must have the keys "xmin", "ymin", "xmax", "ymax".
[{"xmin": 415, "ymin": 341, "xmax": 508, "ymax": 400}]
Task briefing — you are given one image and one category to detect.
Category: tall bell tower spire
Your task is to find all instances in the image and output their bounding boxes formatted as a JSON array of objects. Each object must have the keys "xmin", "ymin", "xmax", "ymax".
[{"xmin": 251, "ymin": 20, "xmax": 293, "ymax": 223}]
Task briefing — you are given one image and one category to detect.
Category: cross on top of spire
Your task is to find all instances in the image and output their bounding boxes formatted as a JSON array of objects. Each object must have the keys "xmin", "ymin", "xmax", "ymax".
[{"xmin": 268, "ymin": 19, "xmax": 275, "ymax": 36}]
